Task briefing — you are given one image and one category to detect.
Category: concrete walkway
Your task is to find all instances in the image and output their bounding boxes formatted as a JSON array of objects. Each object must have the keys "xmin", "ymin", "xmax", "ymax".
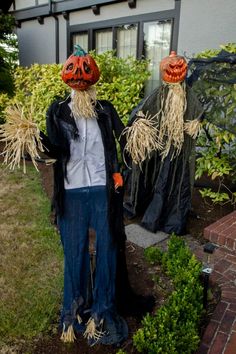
[{"xmin": 125, "ymin": 216, "xmax": 236, "ymax": 354}]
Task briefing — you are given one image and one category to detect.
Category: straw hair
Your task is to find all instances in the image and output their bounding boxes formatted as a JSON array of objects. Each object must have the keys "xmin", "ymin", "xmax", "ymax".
[
  {"xmin": 71, "ymin": 86, "xmax": 97, "ymax": 119},
  {"xmin": 157, "ymin": 82, "xmax": 187, "ymax": 160},
  {"xmin": 122, "ymin": 111, "xmax": 162, "ymax": 168},
  {"xmin": 184, "ymin": 118, "xmax": 201, "ymax": 139},
  {"xmin": 0, "ymin": 103, "xmax": 44, "ymax": 173}
]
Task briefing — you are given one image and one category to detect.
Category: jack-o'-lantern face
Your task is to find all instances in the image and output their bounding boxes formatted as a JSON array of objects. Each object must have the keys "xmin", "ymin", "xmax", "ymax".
[
  {"xmin": 61, "ymin": 45, "xmax": 100, "ymax": 91},
  {"xmin": 160, "ymin": 51, "xmax": 187, "ymax": 84}
]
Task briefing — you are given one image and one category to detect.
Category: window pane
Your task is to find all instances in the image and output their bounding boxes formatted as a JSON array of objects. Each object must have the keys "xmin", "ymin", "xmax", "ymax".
[
  {"xmin": 95, "ymin": 29, "xmax": 112, "ymax": 54},
  {"xmin": 117, "ymin": 24, "xmax": 137, "ymax": 59},
  {"xmin": 144, "ymin": 20, "xmax": 172, "ymax": 94},
  {"xmin": 73, "ymin": 32, "xmax": 88, "ymax": 52}
]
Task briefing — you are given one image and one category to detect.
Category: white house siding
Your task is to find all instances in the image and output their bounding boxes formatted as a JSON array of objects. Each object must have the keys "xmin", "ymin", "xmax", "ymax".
[
  {"xmin": 17, "ymin": 17, "xmax": 56, "ymax": 66},
  {"xmin": 70, "ymin": 0, "xmax": 175, "ymax": 26},
  {"xmin": 15, "ymin": 0, "xmax": 35, "ymax": 10},
  {"xmin": 58, "ymin": 14, "xmax": 67, "ymax": 63},
  {"xmin": 178, "ymin": 0, "xmax": 236, "ymax": 57}
]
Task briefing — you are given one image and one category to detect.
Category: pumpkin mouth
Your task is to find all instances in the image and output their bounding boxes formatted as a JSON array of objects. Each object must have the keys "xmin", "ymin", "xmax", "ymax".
[
  {"xmin": 66, "ymin": 78, "xmax": 93, "ymax": 90},
  {"xmin": 160, "ymin": 51, "xmax": 187, "ymax": 84},
  {"xmin": 164, "ymin": 67, "xmax": 187, "ymax": 83}
]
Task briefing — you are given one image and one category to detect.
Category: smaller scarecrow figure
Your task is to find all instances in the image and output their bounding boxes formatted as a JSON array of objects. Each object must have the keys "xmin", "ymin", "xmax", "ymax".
[
  {"xmin": 1, "ymin": 45, "xmax": 129, "ymax": 346},
  {"xmin": 123, "ymin": 51, "xmax": 204, "ymax": 235}
]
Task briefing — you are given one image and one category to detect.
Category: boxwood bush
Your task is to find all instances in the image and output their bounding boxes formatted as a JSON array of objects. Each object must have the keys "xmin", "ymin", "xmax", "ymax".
[{"xmin": 133, "ymin": 235, "xmax": 204, "ymax": 354}]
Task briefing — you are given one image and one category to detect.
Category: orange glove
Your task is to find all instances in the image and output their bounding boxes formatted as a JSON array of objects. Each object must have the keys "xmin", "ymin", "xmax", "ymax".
[{"xmin": 112, "ymin": 173, "xmax": 123, "ymax": 190}]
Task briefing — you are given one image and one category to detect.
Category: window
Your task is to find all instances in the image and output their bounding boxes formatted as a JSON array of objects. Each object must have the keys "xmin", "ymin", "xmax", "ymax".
[
  {"xmin": 72, "ymin": 23, "xmax": 137, "ymax": 59},
  {"xmin": 95, "ymin": 29, "xmax": 112, "ymax": 54},
  {"xmin": 116, "ymin": 24, "xmax": 137, "ymax": 58},
  {"xmin": 70, "ymin": 11, "xmax": 176, "ymax": 94},
  {"xmin": 73, "ymin": 32, "xmax": 88, "ymax": 52},
  {"xmin": 144, "ymin": 20, "xmax": 172, "ymax": 94}
]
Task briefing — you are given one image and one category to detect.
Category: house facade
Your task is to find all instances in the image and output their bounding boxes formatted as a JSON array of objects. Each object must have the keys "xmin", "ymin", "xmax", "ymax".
[{"xmin": 5, "ymin": 0, "xmax": 236, "ymax": 91}]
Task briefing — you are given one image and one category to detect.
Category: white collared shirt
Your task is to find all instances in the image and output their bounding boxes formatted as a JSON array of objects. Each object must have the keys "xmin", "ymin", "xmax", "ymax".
[{"xmin": 64, "ymin": 104, "xmax": 106, "ymax": 189}]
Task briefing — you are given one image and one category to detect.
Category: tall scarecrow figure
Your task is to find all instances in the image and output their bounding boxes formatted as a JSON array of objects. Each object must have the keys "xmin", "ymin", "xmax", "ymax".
[
  {"xmin": 40, "ymin": 45, "xmax": 129, "ymax": 345},
  {"xmin": 0, "ymin": 45, "xmax": 129, "ymax": 345},
  {"xmin": 123, "ymin": 51, "xmax": 204, "ymax": 235}
]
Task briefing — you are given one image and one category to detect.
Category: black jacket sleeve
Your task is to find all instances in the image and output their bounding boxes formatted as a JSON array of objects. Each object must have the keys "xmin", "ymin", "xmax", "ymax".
[{"xmin": 39, "ymin": 101, "xmax": 66, "ymax": 159}]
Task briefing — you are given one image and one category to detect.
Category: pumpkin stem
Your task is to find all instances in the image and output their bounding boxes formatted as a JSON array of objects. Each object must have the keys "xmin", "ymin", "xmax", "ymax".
[{"xmin": 74, "ymin": 44, "xmax": 87, "ymax": 57}]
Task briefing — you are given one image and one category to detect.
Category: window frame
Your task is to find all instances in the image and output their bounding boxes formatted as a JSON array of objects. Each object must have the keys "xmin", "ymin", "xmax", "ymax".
[{"xmin": 69, "ymin": 8, "xmax": 180, "ymax": 58}]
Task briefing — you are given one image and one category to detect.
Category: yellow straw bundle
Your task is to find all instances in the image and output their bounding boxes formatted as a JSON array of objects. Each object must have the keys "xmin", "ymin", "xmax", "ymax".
[
  {"xmin": 83, "ymin": 317, "xmax": 105, "ymax": 341},
  {"xmin": 184, "ymin": 119, "xmax": 201, "ymax": 139},
  {"xmin": 71, "ymin": 86, "xmax": 97, "ymax": 119},
  {"xmin": 122, "ymin": 111, "xmax": 162, "ymax": 168},
  {"xmin": 0, "ymin": 104, "xmax": 44, "ymax": 173},
  {"xmin": 60, "ymin": 324, "xmax": 76, "ymax": 343}
]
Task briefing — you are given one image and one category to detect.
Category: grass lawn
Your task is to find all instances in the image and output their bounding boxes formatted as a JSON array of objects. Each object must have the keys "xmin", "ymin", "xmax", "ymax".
[{"xmin": 0, "ymin": 163, "xmax": 63, "ymax": 351}]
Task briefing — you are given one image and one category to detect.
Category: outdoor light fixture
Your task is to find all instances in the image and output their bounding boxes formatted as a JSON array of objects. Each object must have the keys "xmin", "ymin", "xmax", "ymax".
[
  {"xmin": 202, "ymin": 242, "xmax": 217, "ymax": 308},
  {"xmin": 62, "ymin": 11, "xmax": 69, "ymax": 20},
  {"xmin": 91, "ymin": 5, "xmax": 100, "ymax": 15},
  {"xmin": 15, "ymin": 20, "xmax": 21, "ymax": 28},
  {"xmin": 37, "ymin": 16, "xmax": 44, "ymax": 25},
  {"xmin": 128, "ymin": 0, "xmax": 136, "ymax": 9}
]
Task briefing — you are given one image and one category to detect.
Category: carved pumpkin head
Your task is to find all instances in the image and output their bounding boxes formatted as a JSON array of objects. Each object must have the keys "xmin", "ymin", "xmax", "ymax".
[
  {"xmin": 160, "ymin": 51, "xmax": 187, "ymax": 84},
  {"xmin": 61, "ymin": 45, "xmax": 100, "ymax": 91}
]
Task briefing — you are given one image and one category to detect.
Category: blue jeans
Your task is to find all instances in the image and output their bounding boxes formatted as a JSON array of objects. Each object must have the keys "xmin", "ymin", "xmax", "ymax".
[{"xmin": 58, "ymin": 186, "xmax": 117, "ymax": 327}]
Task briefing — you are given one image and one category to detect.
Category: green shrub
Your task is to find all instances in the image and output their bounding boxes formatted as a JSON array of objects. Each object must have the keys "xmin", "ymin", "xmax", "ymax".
[
  {"xmin": 134, "ymin": 235, "xmax": 204, "ymax": 354},
  {"xmin": 94, "ymin": 51, "xmax": 150, "ymax": 125},
  {"xmin": 0, "ymin": 51, "xmax": 150, "ymax": 131},
  {"xmin": 193, "ymin": 43, "xmax": 236, "ymax": 205}
]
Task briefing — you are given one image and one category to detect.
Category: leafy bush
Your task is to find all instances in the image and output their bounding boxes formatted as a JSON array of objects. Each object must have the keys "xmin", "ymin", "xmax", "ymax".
[
  {"xmin": 0, "ymin": 51, "xmax": 150, "ymax": 130},
  {"xmin": 193, "ymin": 43, "xmax": 236, "ymax": 205},
  {"xmin": 0, "ymin": 13, "xmax": 18, "ymax": 97},
  {"xmin": 94, "ymin": 51, "xmax": 150, "ymax": 125},
  {"xmin": 134, "ymin": 235, "xmax": 204, "ymax": 354}
]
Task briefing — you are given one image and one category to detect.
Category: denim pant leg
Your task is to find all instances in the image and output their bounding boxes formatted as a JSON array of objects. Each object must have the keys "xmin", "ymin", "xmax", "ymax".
[
  {"xmin": 89, "ymin": 186, "xmax": 117, "ymax": 319},
  {"xmin": 58, "ymin": 188, "xmax": 90, "ymax": 324}
]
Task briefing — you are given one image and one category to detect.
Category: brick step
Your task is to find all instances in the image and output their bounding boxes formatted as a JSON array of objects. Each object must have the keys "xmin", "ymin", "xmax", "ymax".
[{"xmin": 204, "ymin": 211, "xmax": 236, "ymax": 251}]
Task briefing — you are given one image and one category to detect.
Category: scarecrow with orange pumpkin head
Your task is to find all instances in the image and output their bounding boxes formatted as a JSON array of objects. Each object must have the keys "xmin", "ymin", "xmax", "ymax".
[
  {"xmin": 39, "ymin": 45, "xmax": 131, "ymax": 345},
  {"xmin": 123, "ymin": 51, "xmax": 204, "ymax": 235},
  {"xmin": 1, "ymin": 45, "xmax": 131, "ymax": 346}
]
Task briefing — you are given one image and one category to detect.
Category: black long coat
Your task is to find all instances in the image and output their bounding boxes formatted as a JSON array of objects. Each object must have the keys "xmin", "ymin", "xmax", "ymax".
[
  {"xmin": 40, "ymin": 95, "xmax": 141, "ymax": 314},
  {"xmin": 124, "ymin": 84, "xmax": 204, "ymax": 235}
]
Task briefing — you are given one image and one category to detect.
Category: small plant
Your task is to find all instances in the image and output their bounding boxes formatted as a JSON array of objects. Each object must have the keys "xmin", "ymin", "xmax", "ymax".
[{"xmin": 134, "ymin": 235, "xmax": 204, "ymax": 354}]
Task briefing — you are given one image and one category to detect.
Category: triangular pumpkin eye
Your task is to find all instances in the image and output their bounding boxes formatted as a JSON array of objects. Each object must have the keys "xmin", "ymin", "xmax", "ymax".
[
  {"xmin": 83, "ymin": 62, "xmax": 91, "ymax": 74},
  {"xmin": 67, "ymin": 63, "xmax": 73, "ymax": 70}
]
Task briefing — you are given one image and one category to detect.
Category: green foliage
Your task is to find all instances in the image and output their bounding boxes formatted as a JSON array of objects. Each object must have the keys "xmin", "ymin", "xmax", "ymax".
[
  {"xmin": 134, "ymin": 235, "xmax": 204, "ymax": 354},
  {"xmin": 116, "ymin": 350, "xmax": 127, "ymax": 354},
  {"xmin": 14, "ymin": 64, "xmax": 69, "ymax": 131},
  {"xmin": 144, "ymin": 245, "xmax": 163, "ymax": 265},
  {"xmin": 0, "ymin": 14, "xmax": 15, "ymax": 39},
  {"xmin": 0, "ymin": 51, "xmax": 150, "ymax": 132},
  {"xmin": 195, "ymin": 123, "xmax": 234, "ymax": 181},
  {"xmin": 94, "ymin": 51, "xmax": 150, "ymax": 125},
  {"xmin": 0, "ymin": 63, "xmax": 70, "ymax": 129},
  {"xmin": 199, "ymin": 188, "xmax": 231, "ymax": 204},
  {"xmin": 194, "ymin": 43, "xmax": 236, "ymax": 205},
  {"xmin": 0, "ymin": 13, "xmax": 18, "ymax": 95}
]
